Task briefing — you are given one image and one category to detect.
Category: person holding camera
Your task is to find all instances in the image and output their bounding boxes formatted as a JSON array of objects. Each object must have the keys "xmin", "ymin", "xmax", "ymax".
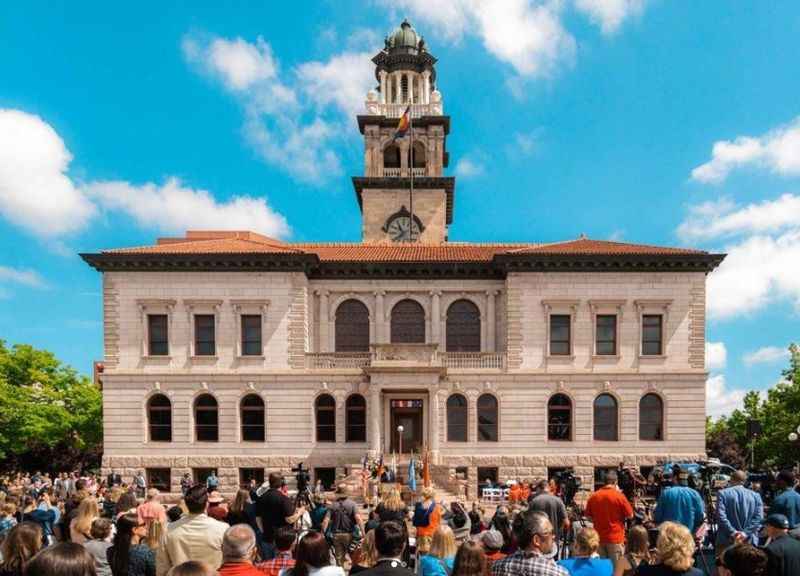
[
  {"xmin": 255, "ymin": 473, "xmax": 306, "ymax": 561},
  {"xmin": 322, "ymin": 484, "xmax": 363, "ymax": 568}
]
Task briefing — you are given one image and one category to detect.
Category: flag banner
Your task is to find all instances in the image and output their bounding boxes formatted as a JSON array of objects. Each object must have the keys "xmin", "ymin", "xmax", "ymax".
[
  {"xmin": 390, "ymin": 399, "xmax": 423, "ymax": 408},
  {"xmin": 408, "ymin": 457, "xmax": 417, "ymax": 492},
  {"xmin": 392, "ymin": 106, "xmax": 411, "ymax": 141}
]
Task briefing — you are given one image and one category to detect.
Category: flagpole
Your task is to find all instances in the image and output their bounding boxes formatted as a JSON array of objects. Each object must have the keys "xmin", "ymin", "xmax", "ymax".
[{"xmin": 408, "ymin": 108, "xmax": 414, "ymax": 243}]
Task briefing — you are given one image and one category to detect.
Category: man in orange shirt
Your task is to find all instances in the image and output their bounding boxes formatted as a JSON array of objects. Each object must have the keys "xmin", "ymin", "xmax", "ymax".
[{"xmin": 584, "ymin": 470, "xmax": 633, "ymax": 566}]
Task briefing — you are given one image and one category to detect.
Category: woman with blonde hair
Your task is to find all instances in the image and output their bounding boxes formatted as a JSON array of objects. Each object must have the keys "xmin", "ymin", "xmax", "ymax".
[
  {"xmin": 614, "ymin": 525, "xmax": 651, "ymax": 576},
  {"xmin": 637, "ymin": 522, "xmax": 702, "ymax": 576},
  {"xmin": 558, "ymin": 527, "xmax": 613, "ymax": 575},
  {"xmin": 349, "ymin": 528, "xmax": 376, "ymax": 574},
  {"xmin": 452, "ymin": 540, "xmax": 487, "ymax": 576},
  {"xmin": 70, "ymin": 497, "xmax": 100, "ymax": 544},
  {"xmin": 420, "ymin": 525, "xmax": 457, "ymax": 576}
]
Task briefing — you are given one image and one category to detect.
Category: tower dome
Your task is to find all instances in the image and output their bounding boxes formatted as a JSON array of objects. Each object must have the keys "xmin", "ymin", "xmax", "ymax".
[{"xmin": 387, "ymin": 19, "xmax": 421, "ymax": 54}]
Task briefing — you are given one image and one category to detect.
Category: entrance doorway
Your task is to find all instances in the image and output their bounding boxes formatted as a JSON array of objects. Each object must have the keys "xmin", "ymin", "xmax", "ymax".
[{"xmin": 390, "ymin": 399, "xmax": 423, "ymax": 453}]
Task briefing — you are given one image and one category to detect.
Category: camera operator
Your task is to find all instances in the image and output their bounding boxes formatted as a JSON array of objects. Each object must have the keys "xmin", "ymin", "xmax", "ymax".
[
  {"xmin": 770, "ymin": 470, "xmax": 800, "ymax": 538},
  {"xmin": 584, "ymin": 470, "xmax": 633, "ymax": 566},
  {"xmin": 715, "ymin": 470, "xmax": 763, "ymax": 556},
  {"xmin": 255, "ymin": 472, "xmax": 306, "ymax": 561},
  {"xmin": 528, "ymin": 479, "xmax": 569, "ymax": 558},
  {"xmin": 653, "ymin": 470, "xmax": 705, "ymax": 534}
]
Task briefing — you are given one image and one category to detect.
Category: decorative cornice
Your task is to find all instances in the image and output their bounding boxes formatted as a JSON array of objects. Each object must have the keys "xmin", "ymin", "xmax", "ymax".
[
  {"xmin": 356, "ymin": 115, "xmax": 450, "ymax": 135},
  {"xmin": 494, "ymin": 252, "xmax": 725, "ymax": 273},
  {"xmin": 80, "ymin": 252, "xmax": 319, "ymax": 273}
]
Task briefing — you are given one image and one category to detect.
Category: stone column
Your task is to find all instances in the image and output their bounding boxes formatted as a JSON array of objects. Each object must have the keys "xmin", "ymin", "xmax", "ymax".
[
  {"xmin": 369, "ymin": 385, "xmax": 381, "ymax": 454},
  {"xmin": 486, "ymin": 290, "xmax": 496, "ymax": 352},
  {"xmin": 423, "ymin": 71, "xmax": 431, "ymax": 104},
  {"xmin": 318, "ymin": 290, "xmax": 329, "ymax": 353},
  {"xmin": 379, "ymin": 71, "xmax": 387, "ymax": 104},
  {"xmin": 430, "ymin": 389, "xmax": 441, "ymax": 455},
  {"xmin": 374, "ymin": 291, "xmax": 385, "ymax": 344},
  {"xmin": 408, "ymin": 73, "xmax": 414, "ymax": 103},
  {"xmin": 430, "ymin": 291, "xmax": 441, "ymax": 347},
  {"xmin": 395, "ymin": 73, "xmax": 402, "ymax": 104}
]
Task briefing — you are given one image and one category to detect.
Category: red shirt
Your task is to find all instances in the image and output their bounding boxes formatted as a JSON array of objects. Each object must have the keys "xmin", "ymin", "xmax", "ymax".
[
  {"xmin": 218, "ymin": 562, "xmax": 265, "ymax": 576},
  {"xmin": 256, "ymin": 552, "xmax": 296, "ymax": 576},
  {"xmin": 584, "ymin": 486, "xmax": 633, "ymax": 544}
]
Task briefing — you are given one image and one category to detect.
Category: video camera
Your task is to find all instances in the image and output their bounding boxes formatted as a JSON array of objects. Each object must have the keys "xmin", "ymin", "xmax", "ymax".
[
  {"xmin": 292, "ymin": 462, "xmax": 311, "ymax": 494},
  {"xmin": 552, "ymin": 470, "xmax": 582, "ymax": 507}
]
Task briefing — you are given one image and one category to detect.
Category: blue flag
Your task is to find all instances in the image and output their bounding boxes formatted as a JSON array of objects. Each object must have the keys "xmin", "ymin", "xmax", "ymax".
[{"xmin": 408, "ymin": 457, "xmax": 417, "ymax": 492}]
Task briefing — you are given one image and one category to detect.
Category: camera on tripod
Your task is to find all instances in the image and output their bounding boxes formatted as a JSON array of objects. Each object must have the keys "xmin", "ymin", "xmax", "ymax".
[
  {"xmin": 292, "ymin": 462, "xmax": 311, "ymax": 493},
  {"xmin": 552, "ymin": 470, "xmax": 581, "ymax": 507}
]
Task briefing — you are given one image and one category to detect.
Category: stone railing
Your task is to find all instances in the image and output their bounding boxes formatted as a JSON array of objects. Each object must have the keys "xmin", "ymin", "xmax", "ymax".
[
  {"xmin": 304, "ymin": 353, "xmax": 371, "ymax": 369},
  {"xmin": 365, "ymin": 101, "xmax": 443, "ymax": 118},
  {"xmin": 438, "ymin": 352, "xmax": 506, "ymax": 370},
  {"xmin": 382, "ymin": 167, "xmax": 426, "ymax": 178}
]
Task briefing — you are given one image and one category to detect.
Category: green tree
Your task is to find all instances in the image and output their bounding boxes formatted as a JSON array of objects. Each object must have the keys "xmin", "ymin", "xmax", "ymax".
[{"xmin": 0, "ymin": 340, "xmax": 102, "ymax": 472}]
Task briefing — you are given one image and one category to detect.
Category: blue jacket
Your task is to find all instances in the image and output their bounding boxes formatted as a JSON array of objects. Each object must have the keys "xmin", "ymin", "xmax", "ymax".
[
  {"xmin": 653, "ymin": 485, "xmax": 705, "ymax": 532},
  {"xmin": 771, "ymin": 489, "xmax": 800, "ymax": 529},
  {"xmin": 715, "ymin": 484, "xmax": 763, "ymax": 546}
]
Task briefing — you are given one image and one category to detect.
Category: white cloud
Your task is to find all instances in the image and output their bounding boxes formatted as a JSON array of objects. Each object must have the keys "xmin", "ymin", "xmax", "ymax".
[
  {"xmin": 184, "ymin": 36, "xmax": 278, "ymax": 91},
  {"xmin": 0, "ymin": 109, "xmax": 96, "ymax": 238},
  {"xmin": 677, "ymin": 194, "xmax": 800, "ymax": 242},
  {"xmin": 706, "ymin": 341, "xmax": 727, "ymax": 371},
  {"xmin": 677, "ymin": 195, "xmax": 800, "ymax": 319},
  {"xmin": 0, "ymin": 108, "xmax": 291, "ymax": 241},
  {"xmin": 573, "ymin": 0, "xmax": 646, "ymax": 35},
  {"xmin": 0, "ymin": 266, "xmax": 47, "ymax": 289},
  {"xmin": 86, "ymin": 178, "xmax": 290, "ymax": 238},
  {"xmin": 691, "ymin": 116, "xmax": 800, "ymax": 184},
  {"xmin": 384, "ymin": 0, "xmax": 575, "ymax": 79},
  {"xmin": 706, "ymin": 374, "xmax": 747, "ymax": 418},
  {"xmin": 183, "ymin": 33, "xmax": 374, "ymax": 185},
  {"xmin": 744, "ymin": 346, "xmax": 790, "ymax": 366},
  {"xmin": 454, "ymin": 155, "xmax": 487, "ymax": 178}
]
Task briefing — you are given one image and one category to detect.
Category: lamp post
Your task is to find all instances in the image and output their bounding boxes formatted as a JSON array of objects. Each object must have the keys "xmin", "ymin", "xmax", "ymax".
[
  {"xmin": 397, "ymin": 425, "xmax": 404, "ymax": 455},
  {"xmin": 788, "ymin": 425, "xmax": 800, "ymax": 472}
]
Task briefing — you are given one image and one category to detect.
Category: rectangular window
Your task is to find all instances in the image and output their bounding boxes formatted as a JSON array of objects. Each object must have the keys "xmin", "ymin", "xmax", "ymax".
[
  {"xmin": 193, "ymin": 468, "xmax": 218, "ymax": 485},
  {"xmin": 642, "ymin": 314, "xmax": 663, "ymax": 355},
  {"xmin": 239, "ymin": 468, "xmax": 265, "ymax": 489},
  {"xmin": 596, "ymin": 315, "xmax": 617, "ymax": 355},
  {"xmin": 147, "ymin": 468, "xmax": 171, "ymax": 492},
  {"xmin": 549, "ymin": 314, "xmax": 571, "ymax": 355},
  {"xmin": 314, "ymin": 468, "xmax": 336, "ymax": 491},
  {"xmin": 477, "ymin": 467, "xmax": 499, "ymax": 498},
  {"xmin": 194, "ymin": 314, "xmax": 216, "ymax": 356},
  {"xmin": 147, "ymin": 314, "xmax": 169, "ymax": 356},
  {"xmin": 241, "ymin": 314, "xmax": 262, "ymax": 356}
]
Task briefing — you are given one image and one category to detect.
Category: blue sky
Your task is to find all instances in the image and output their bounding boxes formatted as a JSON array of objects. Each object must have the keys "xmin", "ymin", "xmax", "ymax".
[{"xmin": 1, "ymin": 1, "xmax": 798, "ymax": 417}]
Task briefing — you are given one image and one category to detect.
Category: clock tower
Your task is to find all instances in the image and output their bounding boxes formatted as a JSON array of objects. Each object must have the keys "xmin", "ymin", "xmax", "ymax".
[{"xmin": 355, "ymin": 19, "xmax": 455, "ymax": 244}]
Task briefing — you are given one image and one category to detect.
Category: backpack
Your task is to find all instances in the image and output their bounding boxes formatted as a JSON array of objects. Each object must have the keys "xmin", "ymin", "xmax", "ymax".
[{"xmin": 413, "ymin": 501, "xmax": 436, "ymax": 527}]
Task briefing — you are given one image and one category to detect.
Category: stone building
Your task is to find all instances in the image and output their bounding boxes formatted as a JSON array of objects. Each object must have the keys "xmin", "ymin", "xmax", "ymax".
[{"xmin": 82, "ymin": 20, "xmax": 724, "ymax": 497}]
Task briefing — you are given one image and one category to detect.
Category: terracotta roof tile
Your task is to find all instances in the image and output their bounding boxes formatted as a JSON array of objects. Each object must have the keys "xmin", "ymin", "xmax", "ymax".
[{"xmin": 101, "ymin": 231, "xmax": 707, "ymax": 260}]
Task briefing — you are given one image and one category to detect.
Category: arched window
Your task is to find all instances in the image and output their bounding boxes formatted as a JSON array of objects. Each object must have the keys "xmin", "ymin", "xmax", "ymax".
[
  {"xmin": 446, "ymin": 299, "xmax": 481, "ymax": 352},
  {"xmin": 477, "ymin": 394, "xmax": 498, "ymax": 442},
  {"xmin": 547, "ymin": 394, "xmax": 572, "ymax": 441},
  {"xmin": 346, "ymin": 394, "xmax": 367, "ymax": 442},
  {"xmin": 594, "ymin": 394, "xmax": 618, "ymax": 441},
  {"xmin": 241, "ymin": 394, "xmax": 265, "ymax": 442},
  {"xmin": 148, "ymin": 394, "xmax": 172, "ymax": 442},
  {"xmin": 407, "ymin": 142, "xmax": 426, "ymax": 168},
  {"xmin": 194, "ymin": 394, "xmax": 219, "ymax": 442},
  {"xmin": 446, "ymin": 394, "xmax": 468, "ymax": 442},
  {"xmin": 391, "ymin": 299, "xmax": 425, "ymax": 343},
  {"xmin": 384, "ymin": 145, "xmax": 401, "ymax": 168},
  {"xmin": 335, "ymin": 299, "xmax": 370, "ymax": 352},
  {"xmin": 315, "ymin": 394, "xmax": 336, "ymax": 443},
  {"xmin": 640, "ymin": 394, "xmax": 664, "ymax": 441}
]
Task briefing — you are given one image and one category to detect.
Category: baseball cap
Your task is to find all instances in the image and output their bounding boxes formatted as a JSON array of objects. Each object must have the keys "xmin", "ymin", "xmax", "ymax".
[{"xmin": 764, "ymin": 514, "xmax": 790, "ymax": 529}]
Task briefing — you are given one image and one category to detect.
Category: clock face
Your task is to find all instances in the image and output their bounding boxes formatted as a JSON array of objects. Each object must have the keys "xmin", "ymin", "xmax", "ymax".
[{"xmin": 386, "ymin": 216, "xmax": 421, "ymax": 242}]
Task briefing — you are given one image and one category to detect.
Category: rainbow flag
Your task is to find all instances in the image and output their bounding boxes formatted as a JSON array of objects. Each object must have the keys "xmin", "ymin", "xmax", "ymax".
[{"xmin": 392, "ymin": 106, "xmax": 411, "ymax": 141}]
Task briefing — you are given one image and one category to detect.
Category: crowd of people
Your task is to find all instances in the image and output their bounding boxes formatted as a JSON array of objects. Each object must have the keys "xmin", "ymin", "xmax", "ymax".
[{"xmin": 1, "ymin": 466, "xmax": 800, "ymax": 576}]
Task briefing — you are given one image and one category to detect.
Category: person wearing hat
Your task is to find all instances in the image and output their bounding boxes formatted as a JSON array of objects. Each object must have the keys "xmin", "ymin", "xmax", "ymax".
[
  {"xmin": 763, "ymin": 513, "xmax": 800, "ymax": 576},
  {"xmin": 207, "ymin": 491, "xmax": 229, "ymax": 522},
  {"xmin": 770, "ymin": 470, "xmax": 800, "ymax": 538},
  {"xmin": 653, "ymin": 470, "xmax": 705, "ymax": 534},
  {"xmin": 480, "ymin": 529, "xmax": 507, "ymax": 570}
]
